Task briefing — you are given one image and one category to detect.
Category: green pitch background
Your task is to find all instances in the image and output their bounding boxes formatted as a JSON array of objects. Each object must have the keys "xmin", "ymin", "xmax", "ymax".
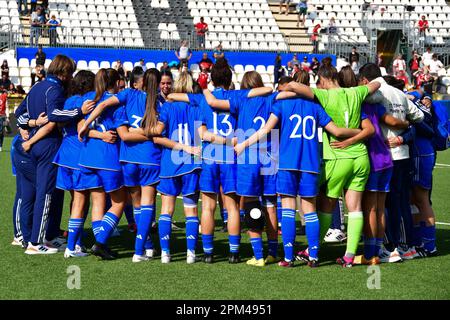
[{"xmin": 0, "ymin": 137, "xmax": 449, "ymax": 299}]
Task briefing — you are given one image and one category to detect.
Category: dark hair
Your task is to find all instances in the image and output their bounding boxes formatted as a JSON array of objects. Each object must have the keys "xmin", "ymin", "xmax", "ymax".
[
  {"xmin": 69, "ymin": 70, "xmax": 95, "ymax": 96},
  {"xmin": 141, "ymin": 68, "xmax": 161, "ymax": 136},
  {"xmin": 211, "ymin": 58, "xmax": 232, "ymax": 89},
  {"xmin": 278, "ymin": 76, "xmax": 293, "ymax": 86},
  {"xmin": 317, "ymin": 65, "xmax": 338, "ymax": 82},
  {"xmin": 160, "ymin": 69, "xmax": 173, "ymax": 80},
  {"xmin": 192, "ymin": 81, "xmax": 202, "ymax": 94},
  {"xmin": 321, "ymin": 57, "xmax": 332, "ymax": 67},
  {"xmin": 358, "ymin": 63, "xmax": 382, "ymax": 81},
  {"xmin": 293, "ymin": 69, "xmax": 310, "ymax": 86},
  {"xmin": 16, "ymin": 85, "xmax": 26, "ymax": 95},
  {"xmin": 338, "ymin": 66, "xmax": 358, "ymax": 88},
  {"xmin": 130, "ymin": 66, "xmax": 145, "ymax": 86},
  {"xmin": 47, "ymin": 54, "xmax": 76, "ymax": 78},
  {"xmin": 93, "ymin": 68, "xmax": 120, "ymax": 103},
  {"xmin": 383, "ymin": 75, "xmax": 405, "ymax": 91}
]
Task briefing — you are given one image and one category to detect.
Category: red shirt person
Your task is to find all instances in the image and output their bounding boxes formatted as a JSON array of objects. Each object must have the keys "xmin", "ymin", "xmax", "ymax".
[
  {"xmin": 195, "ymin": 17, "xmax": 209, "ymax": 49},
  {"xmin": 418, "ymin": 15, "xmax": 429, "ymax": 35}
]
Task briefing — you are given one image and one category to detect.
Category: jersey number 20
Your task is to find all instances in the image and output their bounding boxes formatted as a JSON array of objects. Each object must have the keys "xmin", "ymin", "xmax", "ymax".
[{"xmin": 289, "ymin": 114, "xmax": 316, "ymax": 140}]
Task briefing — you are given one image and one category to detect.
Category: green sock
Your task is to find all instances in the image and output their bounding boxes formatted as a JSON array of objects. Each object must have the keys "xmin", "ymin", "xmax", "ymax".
[
  {"xmin": 346, "ymin": 211, "xmax": 364, "ymax": 257},
  {"xmin": 319, "ymin": 212, "xmax": 333, "ymax": 242}
]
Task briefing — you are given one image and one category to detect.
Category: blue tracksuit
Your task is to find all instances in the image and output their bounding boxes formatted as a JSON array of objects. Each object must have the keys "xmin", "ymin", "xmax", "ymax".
[{"xmin": 14, "ymin": 75, "xmax": 84, "ymax": 244}]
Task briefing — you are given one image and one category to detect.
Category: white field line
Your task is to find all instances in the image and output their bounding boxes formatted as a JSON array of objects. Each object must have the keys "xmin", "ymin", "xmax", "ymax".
[{"xmin": 435, "ymin": 163, "xmax": 450, "ymax": 167}]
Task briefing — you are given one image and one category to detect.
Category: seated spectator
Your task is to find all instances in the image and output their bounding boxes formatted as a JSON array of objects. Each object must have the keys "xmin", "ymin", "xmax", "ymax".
[
  {"xmin": 199, "ymin": 53, "xmax": 213, "ymax": 71},
  {"xmin": 286, "ymin": 61, "xmax": 293, "ymax": 76},
  {"xmin": 0, "ymin": 74, "xmax": 11, "ymax": 90},
  {"xmin": 160, "ymin": 61, "xmax": 170, "ymax": 73},
  {"xmin": 16, "ymin": 85, "xmax": 26, "ymax": 96},
  {"xmin": 289, "ymin": 53, "xmax": 299, "ymax": 66},
  {"xmin": 392, "ymin": 54, "xmax": 407, "ymax": 76},
  {"xmin": 328, "ymin": 17, "xmax": 337, "ymax": 34},
  {"xmin": 8, "ymin": 83, "xmax": 17, "ymax": 94},
  {"xmin": 31, "ymin": 64, "xmax": 46, "ymax": 86},
  {"xmin": 196, "ymin": 65, "xmax": 210, "ymax": 90},
  {"xmin": 213, "ymin": 43, "xmax": 224, "ymax": 61},
  {"xmin": 138, "ymin": 59, "xmax": 147, "ymax": 72},
  {"xmin": 311, "ymin": 57, "xmax": 320, "ymax": 74},
  {"xmin": 1, "ymin": 60, "xmax": 9, "ymax": 78},
  {"xmin": 422, "ymin": 47, "xmax": 433, "ymax": 67},
  {"xmin": 428, "ymin": 54, "xmax": 444, "ymax": 77},
  {"xmin": 291, "ymin": 64, "xmax": 301, "ymax": 77},
  {"xmin": 175, "ymin": 40, "xmax": 192, "ymax": 68},
  {"xmin": 301, "ymin": 56, "xmax": 311, "ymax": 72}
]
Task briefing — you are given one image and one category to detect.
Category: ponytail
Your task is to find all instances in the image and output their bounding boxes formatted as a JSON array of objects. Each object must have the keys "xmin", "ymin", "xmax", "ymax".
[
  {"xmin": 141, "ymin": 68, "xmax": 161, "ymax": 136},
  {"xmin": 93, "ymin": 68, "xmax": 121, "ymax": 103}
]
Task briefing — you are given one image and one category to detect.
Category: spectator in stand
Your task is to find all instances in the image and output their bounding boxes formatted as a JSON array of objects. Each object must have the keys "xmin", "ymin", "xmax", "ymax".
[
  {"xmin": 291, "ymin": 63, "xmax": 301, "ymax": 77},
  {"xmin": 199, "ymin": 53, "xmax": 213, "ymax": 71},
  {"xmin": 392, "ymin": 54, "xmax": 407, "ymax": 76},
  {"xmin": 428, "ymin": 54, "xmax": 444, "ymax": 77},
  {"xmin": 195, "ymin": 17, "xmax": 209, "ymax": 49},
  {"xmin": 16, "ymin": 85, "xmax": 26, "ymax": 96},
  {"xmin": 301, "ymin": 56, "xmax": 311, "ymax": 72},
  {"xmin": 0, "ymin": 88, "xmax": 7, "ymax": 152},
  {"xmin": 114, "ymin": 60, "xmax": 125, "ymax": 78},
  {"xmin": 422, "ymin": 47, "xmax": 433, "ymax": 67},
  {"xmin": 18, "ymin": 0, "xmax": 28, "ymax": 16},
  {"xmin": 41, "ymin": 0, "xmax": 49, "ymax": 10},
  {"xmin": 311, "ymin": 56, "xmax": 320, "ymax": 75},
  {"xmin": 46, "ymin": 15, "xmax": 60, "ymax": 47},
  {"xmin": 274, "ymin": 54, "xmax": 284, "ymax": 85},
  {"xmin": 213, "ymin": 42, "xmax": 224, "ymax": 61},
  {"xmin": 311, "ymin": 22, "xmax": 321, "ymax": 53},
  {"xmin": 35, "ymin": 45, "xmax": 46, "ymax": 66},
  {"xmin": 297, "ymin": 0, "xmax": 308, "ymax": 27},
  {"xmin": 175, "ymin": 40, "xmax": 192, "ymax": 68},
  {"xmin": 1, "ymin": 60, "xmax": 9, "ymax": 78},
  {"xmin": 409, "ymin": 52, "xmax": 421, "ymax": 85},
  {"xmin": 160, "ymin": 61, "xmax": 170, "ymax": 73},
  {"xmin": 289, "ymin": 53, "xmax": 299, "ymax": 66},
  {"xmin": 30, "ymin": 7, "xmax": 43, "ymax": 47},
  {"xmin": 31, "ymin": 64, "xmax": 46, "ymax": 86},
  {"xmin": 30, "ymin": 0, "xmax": 37, "ymax": 14},
  {"xmin": 417, "ymin": 15, "xmax": 429, "ymax": 38},
  {"xmin": 8, "ymin": 83, "xmax": 17, "ymax": 94},
  {"xmin": 279, "ymin": 0, "xmax": 291, "ymax": 16},
  {"xmin": 349, "ymin": 47, "xmax": 360, "ymax": 65},
  {"xmin": 328, "ymin": 17, "xmax": 337, "ymax": 34},
  {"xmin": 286, "ymin": 61, "xmax": 294, "ymax": 76},
  {"xmin": 138, "ymin": 59, "xmax": 147, "ymax": 72},
  {"xmin": 351, "ymin": 55, "xmax": 359, "ymax": 75},
  {"xmin": 0, "ymin": 74, "xmax": 12, "ymax": 90},
  {"xmin": 396, "ymin": 70, "xmax": 409, "ymax": 88},
  {"xmin": 196, "ymin": 64, "xmax": 210, "ymax": 89}
]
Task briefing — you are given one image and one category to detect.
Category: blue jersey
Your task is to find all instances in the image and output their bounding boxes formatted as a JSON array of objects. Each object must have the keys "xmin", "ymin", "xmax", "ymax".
[
  {"xmin": 413, "ymin": 102, "xmax": 435, "ymax": 156},
  {"xmin": 188, "ymin": 89, "xmax": 248, "ymax": 163},
  {"xmin": 158, "ymin": 101, "xmax": 202, "ymax": 177},
  {"xmin": 271, "ymin": 97, "xmax": 331, "ymax": 173},
  {"xmin": 78, "ymin": 91, "xmax": 122, "ymax": 171},
  {"xmin": 11, "ymin": 135, "xmax": 19, "ymax": 176},
  {"xmin": 115, "ymin": 88, "xmax": 162, "ymax": 166},
  {"xmin": 53, "ymin": 95, "xmax": 84, "ymax": 169}
]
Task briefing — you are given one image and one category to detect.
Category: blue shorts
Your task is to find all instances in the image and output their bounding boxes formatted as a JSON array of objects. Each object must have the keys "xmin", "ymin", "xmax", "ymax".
[
  {"xmin": 413, "ymin": 155, "xmax": 434, "ymax": 190},
  {"xmin": 56, "ymin": 166, "xmax": 83, "ymax": 191},
  {"xmin": 236, "ymin": 164, "xmax": 277, "ymax": 197},
  {"xmin": 121, "ymin": 162, "xmax": 160, "ymax": 187},
  {"xmin": 366, "ymin": 167, "xmax": 393, "ymax": 192},
  {"xmin": 200, "ymin": 162, "xmax": 236, "ymax": 194},
  {"xmin": 79, "ymin": 166, "xmax": 124, "ymax": 193},
  {"xmin": 276, "ymin": 170, "xmax": 319, "ymax": 198},
  {"xmin": 157, "ymin": 170, "xmax": 200, "ymax": 196}
]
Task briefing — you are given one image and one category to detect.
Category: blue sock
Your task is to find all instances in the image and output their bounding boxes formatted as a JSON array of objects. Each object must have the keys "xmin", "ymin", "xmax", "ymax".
[
  {"xmin": 186, "ymin": 216, "xmax": 199, "ymax": 253},
  {"xmin": 158, "ymin": 214, "xmax": 172, "ymax": 254},
  {"xmin": 229, "ymin": 235, "xmax": 241, "ymax": 253},
  {"xmin": 412, "ymin": 224, "xmax": 422, "ymax": 247},
  {"xmin": 144, "ymin": 205, "xmax": 155, "ymax": 250},
  {"xmin": 124, "ymin": 204, "xmax": 135, "ymax": 225},
  {"xmin": 268, "ymin": 239, "xmax": 278, "ymax": 257},
  {"xmin": 92, "ymin": 220, "xmax": 102, "ymax": 241},
  {"xmin": 331, "ymin": 202, "xmax": 342, "ymax": 230},
  {"xmin": 281, "ymin": 208, "xmax": 296, "ymax": 262},
  {"xmin": 133, "ymin": 207, "xmax": 141, "ymax": 224},
  {"xmin": 75, "ymin": 219, "xmax": 86, "ymax": 247},
  {"xmin": 96, "ymin": 212, "xmax": 120, "ymax": 245},
  {"xmin": 375, "ymin": 238, "xmax": 384, "ymax": 256},
  {"xmin": 221, "ymin": 209, "xmax": 228, "ymax": 224},
  {"xmin": 202, "ymin": 234, "xmax": 214, "ymax": 254},
  {"xmin": 304, "ymin": 212, "xmax": 320, "ymax": 260},
  {"xmin": 135, "ymin": 205, "xmax": 154, "ymax": 256},
  {"xmin": 250, "ymin": 237, "xmax": 264, "ymax": 260},
  {"xmin": 67, "ymin": 218, "xmax": 84, "ymax": 251},
  {"xmin": 363, "ymin": 237, "xmax": 376, "ymax": 260},
  {"xmin": 422, "ymin": 224, "xmax": 436, "ymax": 252},
  {"xmin": 239, "ymin": 209, "xmax": 245, "ymax": 222},
  {"xmin": 277, "ymin": 197, "xmax": 282, "ymax": 227}
]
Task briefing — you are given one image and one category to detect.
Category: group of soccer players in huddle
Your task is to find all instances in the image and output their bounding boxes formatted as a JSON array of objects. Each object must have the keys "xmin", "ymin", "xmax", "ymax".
[{"xmin": 11, "ymin": 54, "xmax": 440, "ymax": 268}]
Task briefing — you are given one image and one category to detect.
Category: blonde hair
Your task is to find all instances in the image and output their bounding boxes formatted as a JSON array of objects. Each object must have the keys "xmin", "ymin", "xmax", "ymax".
[
  {"xmin": 173, "ymin": 72, "xmax": 194, "ymax": 93},
  {"xmin": 240, "ymin": 71, "xmax": 264, "ymax": 89}
]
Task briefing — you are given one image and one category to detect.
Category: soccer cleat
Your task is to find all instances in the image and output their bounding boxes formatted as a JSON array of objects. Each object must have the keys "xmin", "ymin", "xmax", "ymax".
[
  {"xmin": 187, "ymin": 250, "xmax": 199, "ymax": 264},
  {"xmin": 353, "ymin": 255, "xmax": 380, "ymax": 265},
  {"xmin": 11, "ymin": 236, "xmax": 24, "ymax": 246},
  {"xmin": 161, "ymin": 251, "xmax": 171, "ymax": 264},
  {"xmin": 307, "ymin": 258, "xmax": 320, "ymax": 268},
  {"xmin": 324, "ymin": 228, "xmax": 347, "ymax": 243},
  {"xmin": 132, "ymin": 254, "xmax": 150, "ymax": 263},
  {"xmin": 44, "ymin": 236, "xmax": 67, "ymax": 251},
  {"xmin": 91, "ymin": 243, "xmax": 116, "ymax": 260},
  {"xmin": 379, "ymin": 247, "xmax": 403, "ymax": 263},
  {"xmin": 264, "ymin": 255, "xmax": 280, "ymax": 264},
  {"xmin": 398, "ymin": 247, "xmax": 419, "ymax": 260},
  {"xmin": 246, "ymin": 257, "xmax": 266, "ymax": 267},
  {"xmin": 75, "ymin": 244, "xmax": 87, "ymax": 254},
  {"xmin": 145, "ymin": 248, "xmax": 156, "ymax": 259},
  {"xmin": 111, "ymin": 227, "xmax": 121, "ymax": 238},
  {"xmin": 425, "ymin": 248, "xmax": 438, "ymax": 257},
  {"xmin": 295, "ymin": 248, "xmax": 310, "ymax": 263},
  {"xmin": 278, "ymin": 260, "xmax": 294, "ymax": 268},
  {"xmin": 203, "ymin": 253, "xmax": 214, "ymax": 264},
  {"xmin": 64, "ymin": 248, "xmax": 88, "ymax": 258},
  {"xmin": 171, "ymin": 222, "xmax": 182, "ymax": 231},
  {"xmin": 336, "ymin": 256, "xmax": 354, "ymax": 268},
  {"xmin": 228, "ymin": 252, "xmax": 241, "ymax": 264},
  {"xmin": 25, "ymin": 243, "xmax": 58, "ymax": 255},
  {"xmin": 127, "ymin": 223, "xmax": 137, "ymax": 233}
]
